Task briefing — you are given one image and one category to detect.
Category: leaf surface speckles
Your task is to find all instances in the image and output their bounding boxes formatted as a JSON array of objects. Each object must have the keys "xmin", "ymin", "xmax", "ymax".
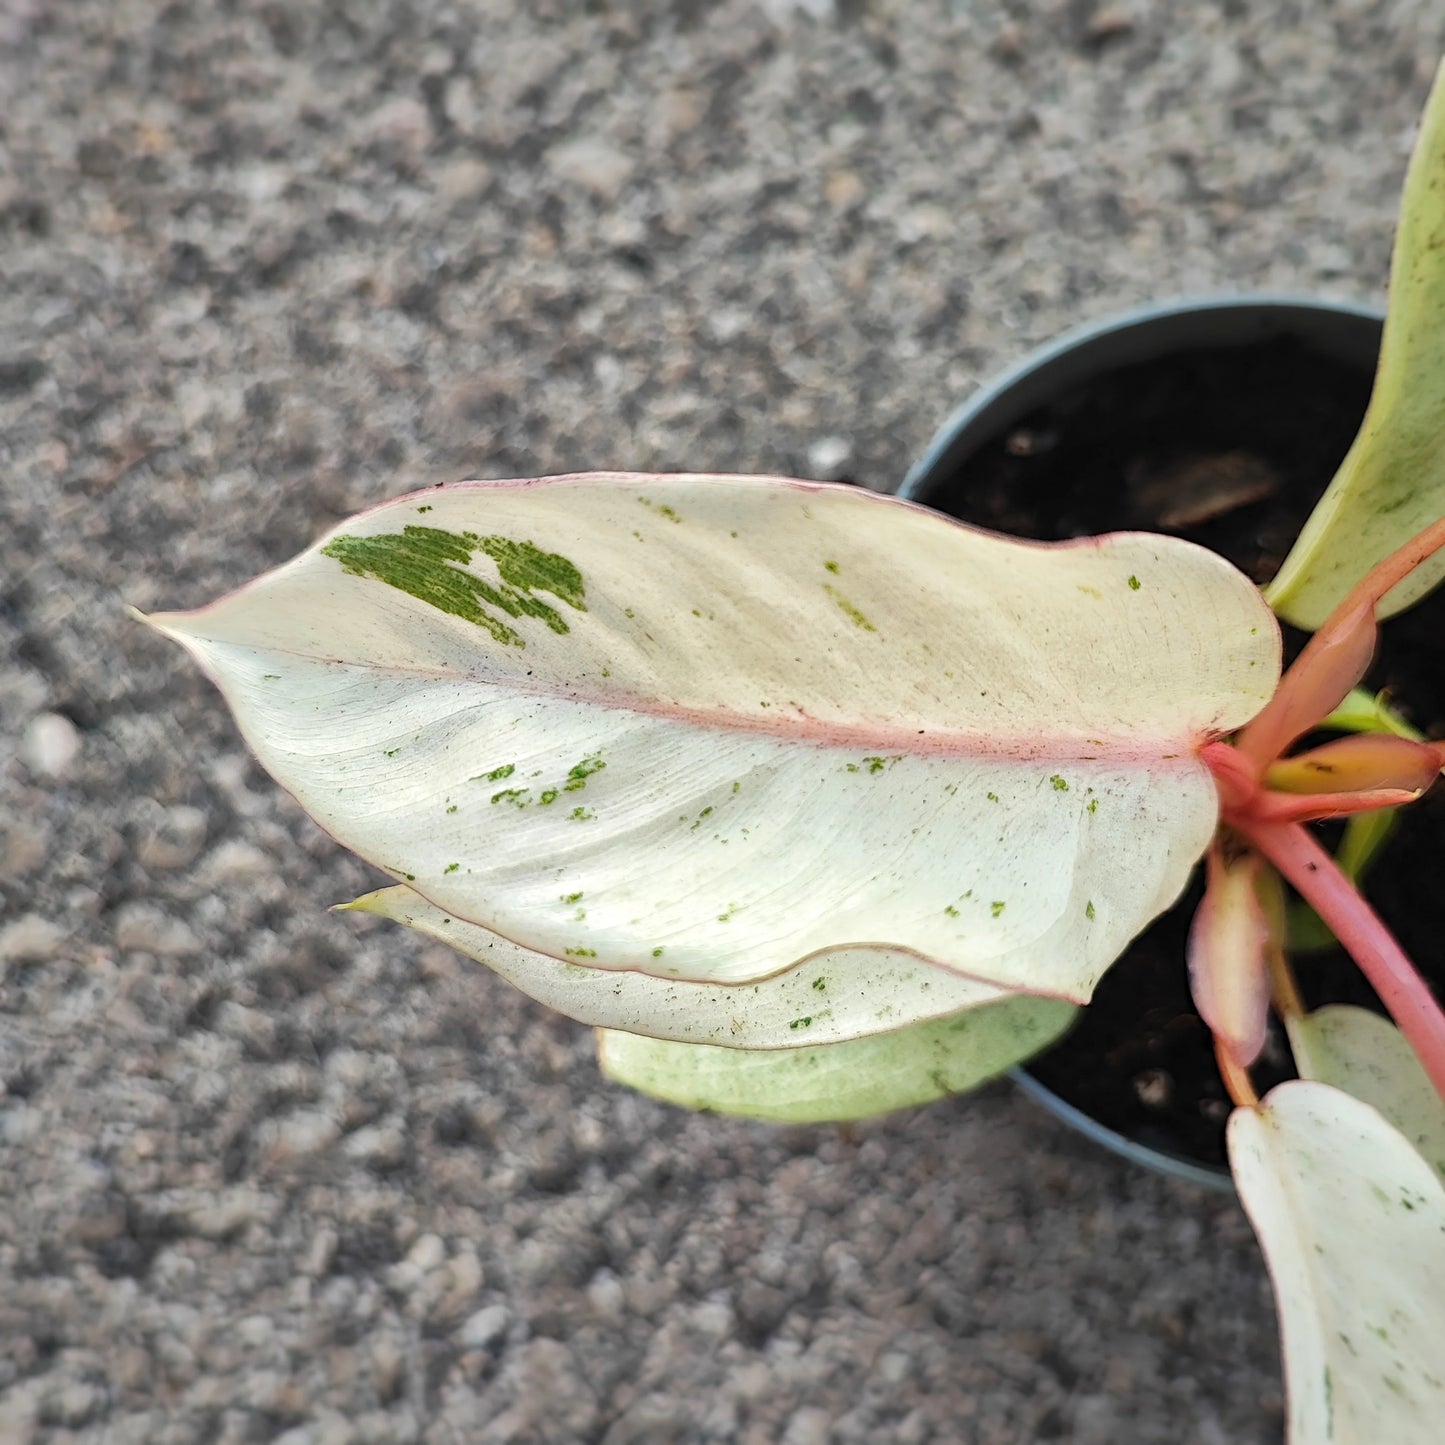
[
  {"xmin": 343, "ymin": 885, "xmax": 1024, "ymax": 1048},
  {"xmin": 823, "ymin": 582, "xmax": 877, "ymax": 631}
]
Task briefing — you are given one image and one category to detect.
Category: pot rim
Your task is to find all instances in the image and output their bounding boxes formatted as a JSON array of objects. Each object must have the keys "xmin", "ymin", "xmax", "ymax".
[
  {"xmin": 900, "ymin": 293, "xmax": 1386, "ymax": 1190},
  {"xmin": 901, "ymin": 292, "xmax": 1384, "ymax": 501},
  {"xmin": 1009, "ymin": 1067, "xmax": 1238, "ymax": 1192}
]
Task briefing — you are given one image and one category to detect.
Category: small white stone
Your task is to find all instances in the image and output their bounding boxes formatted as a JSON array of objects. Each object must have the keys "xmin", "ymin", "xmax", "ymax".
[
  {"xmin": 237, "ymin": 163, "xmax": 289, "ymax": 204},
  {"xmin": 0, "ymin": 1381, "xmax": 38, "ymax": 1440},
  {"xmin": 113, "ymin": 903, "xmax": 200, "ymax": 956},
  {"xmin": 20, "ymin": 712, "xmax": 80, "ymax": 779},
  {"xmin": 586, "ymin": 1269, "xmax": 625, "ymax": 1320},
  {"xmin": 406, "ymin": 1232, "xmax": 446, "ymax": 1272},
  {"xmin": 200, "ymin": 840, "xmax": 273, "ymax": 883},
  {"xmin": 781, "ymin": 1406, "xmax": 832, "ymax": 1445},
  {"xmin": 46, "ymin": 1379, "xmax": 104, "ymax": 1427},
  {"xmin": 184, "ymin": 1187, "xmax": 276, "ymax": 1238},
  {"xmin": 368, "ymin": 1335, "xmax": 405, "ymax": 1399},
  {"xmin": 138, "ymin": 804, "xmax": 209, "ymax": 869},
  {"xmin": 304, "ymin": 1226, "xmax": 339, "ymax": 1278},
  {"xmin": 343, "ymin": 1116, "xmax": 407, "ymax": 1168},
  {"xmin": 0, "ymin": 914, "xmax": 66, "ymax": 965},
  {"xmin": 459, "ymin": 1303, "xmax": 510, "ymax": 1349},
  {"xmin": 325, "ymin": 1047, "xmax": 376, "ymax": 1089},
  {"xmin": 438, "ymin": 157, "xmax": 492, "ymax": 202},
  {"xmin": 1, "ymin": 820, "xmax": 48, "ymax": 875},
  {"xmin": 761, "ymin": 0, "xmax": 834, "ymax": 19},
  {"xmin": 236, "ymin": 1314, "xmax": 276, "ymax": 1347},
  {"xmin": 546, "ymin": 137, "xmax": 635, "ymax": 200},
  {"xmin": 692, "ymin": 1298, "xmax": 733, "ymax": 1336},
  {"xmin": 263, "ymin": 1110, "xmax": 342, "ymax": 1161},
  {"xmin": 367, "ymin": 96, "xmax": 432, "ymax": 156},
  {"xmin": 0, "ymin": 1104, "xmax": 40, "ymax": 1144},
  {"xmin": 386, "ymin": 1260, "xmax": 423, "ymax": 1292},
  {"xmin": 807, "ymin": 435, "xmax": 853, "ymax": 478},
  {"xmin": 444, "ymin": 1247, "xmax": 484, "ymax": 1299},
  {"xmin": 271, "ymin": 1426, "xmax": 317, "ymax": 1445},
  {"xmin": 313, "ymin": 1409, "xmax": 354, "ymax": 1445},
  {"xmin": 442, "ymin": 76, "xmax": 479, "ymax": 133}
]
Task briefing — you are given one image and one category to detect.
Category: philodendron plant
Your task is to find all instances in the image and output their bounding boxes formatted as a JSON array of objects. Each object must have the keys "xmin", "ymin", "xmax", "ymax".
[{"xmin": 144, "ymin": 64, "xmax": 1445, "ymax": 1445}]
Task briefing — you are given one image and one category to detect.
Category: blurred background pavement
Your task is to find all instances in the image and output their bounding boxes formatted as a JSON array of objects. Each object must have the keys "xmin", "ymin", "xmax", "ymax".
[{"xmin": 3, "ymin": 3, "xmax": 1443, "ymax": 1441}]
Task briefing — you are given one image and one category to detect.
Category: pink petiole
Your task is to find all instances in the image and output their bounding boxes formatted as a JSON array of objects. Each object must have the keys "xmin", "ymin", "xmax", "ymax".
[{"xmin": 1201, "ymin": 513, "xmax": 1445, "ymax": 1104}]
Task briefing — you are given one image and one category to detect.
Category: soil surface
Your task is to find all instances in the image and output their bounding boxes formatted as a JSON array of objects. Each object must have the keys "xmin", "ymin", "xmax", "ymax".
[{"xmin": 918, "ymin": 335, "xmax": 1445, "ymax": 1169}]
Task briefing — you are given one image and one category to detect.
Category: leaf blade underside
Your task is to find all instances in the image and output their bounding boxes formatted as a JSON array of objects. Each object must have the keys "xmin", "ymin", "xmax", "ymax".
[{"xmin": 345, "ymin": 884, "xmax": 1030, "ymax": 1047}]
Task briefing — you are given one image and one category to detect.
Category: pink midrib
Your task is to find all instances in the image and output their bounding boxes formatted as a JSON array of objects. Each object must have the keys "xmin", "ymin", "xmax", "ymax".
[{"xmin": 205, "ymin": 634, "xmax": 1243, "ymax": 766}]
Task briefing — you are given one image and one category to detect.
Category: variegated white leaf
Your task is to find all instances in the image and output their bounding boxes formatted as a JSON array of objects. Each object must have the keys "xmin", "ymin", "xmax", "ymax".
[
  {"xmin": 146, "ymin": 473, "xmax": 1277, "ymax": 1000},
  {"xmin": 1230, "ymin": 1081, "xmax": 1445, "ymax": 1445}
]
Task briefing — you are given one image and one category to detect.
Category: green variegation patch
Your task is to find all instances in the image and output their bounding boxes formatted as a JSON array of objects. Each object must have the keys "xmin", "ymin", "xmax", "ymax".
[{"xmin": 322, "ymin": 525, "xmax": 585, "ymax": 644}]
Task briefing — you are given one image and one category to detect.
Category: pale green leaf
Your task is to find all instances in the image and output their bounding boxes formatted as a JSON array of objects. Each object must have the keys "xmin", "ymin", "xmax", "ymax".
[
  {"xmin": 597, "ymin": 995, "xmax": 1078, "ymax": 1122},
  {"xmin": 145, "ymin": 473, "xmax": 1276, "ymax": 1004},
  {"xmin": 1267, "ymin": 62, "xmax": 1445, "ymax": 629},
  {"xmin": 1287, "ymin": 1004, "xmax": 1445, "ymax": 1183},
  {"xmin": 1229, "ymin": 1081, "xmax": 1445, "ymax": 1445},
  {"xmin": 344, "ymin": 884, "xmax": 1015, "ymax": 1047},
  {"xmin": 1316, "ymin": 687, "xmax": 1424, "ymax": 743}
]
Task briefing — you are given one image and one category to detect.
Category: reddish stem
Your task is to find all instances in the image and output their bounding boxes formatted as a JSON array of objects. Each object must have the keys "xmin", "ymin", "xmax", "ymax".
[
  {"xmin": 1241, "ymin": 817, "xmax": 1445, "ymax": 1103},
  {"xmin": 1235, "ymin": 600, "xmax": 1376, "ymax": 772},
  {"xmin": 1214, "ymin": 1036, "xmax": 1260, "ymax": 1109},
  {"xmin": 1236, "ymin": 513, "xmax": 1445, "ymax": 771},
  {"xmin": 1335, "ymin": 512, "xmax": 1445, "ymax": 614},
  {"xmin": 1240, "ymin": 786, "xmax": 1424, "ymax": 826},
  {"xmin": 1203, "ymin": 740, "xmax": 1424, "ymax": 823}
]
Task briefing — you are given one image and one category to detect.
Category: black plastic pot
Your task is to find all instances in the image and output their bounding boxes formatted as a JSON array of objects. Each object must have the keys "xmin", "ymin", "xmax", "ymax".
[{"xmin": 900, "ymin": 296, "xmax": 1385, "ymax": 1189}]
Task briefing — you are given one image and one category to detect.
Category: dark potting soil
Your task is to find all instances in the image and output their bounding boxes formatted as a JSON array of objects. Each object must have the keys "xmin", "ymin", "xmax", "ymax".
[{"xmin": 919, "ymin": 335, "xmax": 1445, "ymax": 1169}]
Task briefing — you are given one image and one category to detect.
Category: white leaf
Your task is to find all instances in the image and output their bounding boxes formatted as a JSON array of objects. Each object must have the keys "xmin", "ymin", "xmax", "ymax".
[
  {"xmin": 344, "ymin": 884, "xmax": 1020, "ymax": 1047},
  {"xmin": 1288, "ymin": 1005, "xmax": 1445, "ymax": 1184},
  {"xmin": 1229, "ymin": 1081, "xmax": 1445, "ymax": 1445},
  {"xmin": 146, "ymin": 474, "xmax": 1277, "ymax": 1001},
  {"xmin": 597, "ymin": 994, "xmax": 1078, "ymax": 1123}
]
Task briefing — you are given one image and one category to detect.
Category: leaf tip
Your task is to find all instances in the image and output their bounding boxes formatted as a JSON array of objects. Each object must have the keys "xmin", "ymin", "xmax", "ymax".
[
  {"xmin": 132, "ymin": 605, "xmax": 201, "ymax": 647},
  {"xmin": 332, "ymin": 888, "xmax": 396, "ymax": 918}
]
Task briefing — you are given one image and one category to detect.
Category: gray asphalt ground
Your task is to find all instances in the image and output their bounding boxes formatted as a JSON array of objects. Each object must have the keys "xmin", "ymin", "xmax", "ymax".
[{"xmin": 4, "ymin": 3, "xmax": 1444, "ymax": 1441}]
